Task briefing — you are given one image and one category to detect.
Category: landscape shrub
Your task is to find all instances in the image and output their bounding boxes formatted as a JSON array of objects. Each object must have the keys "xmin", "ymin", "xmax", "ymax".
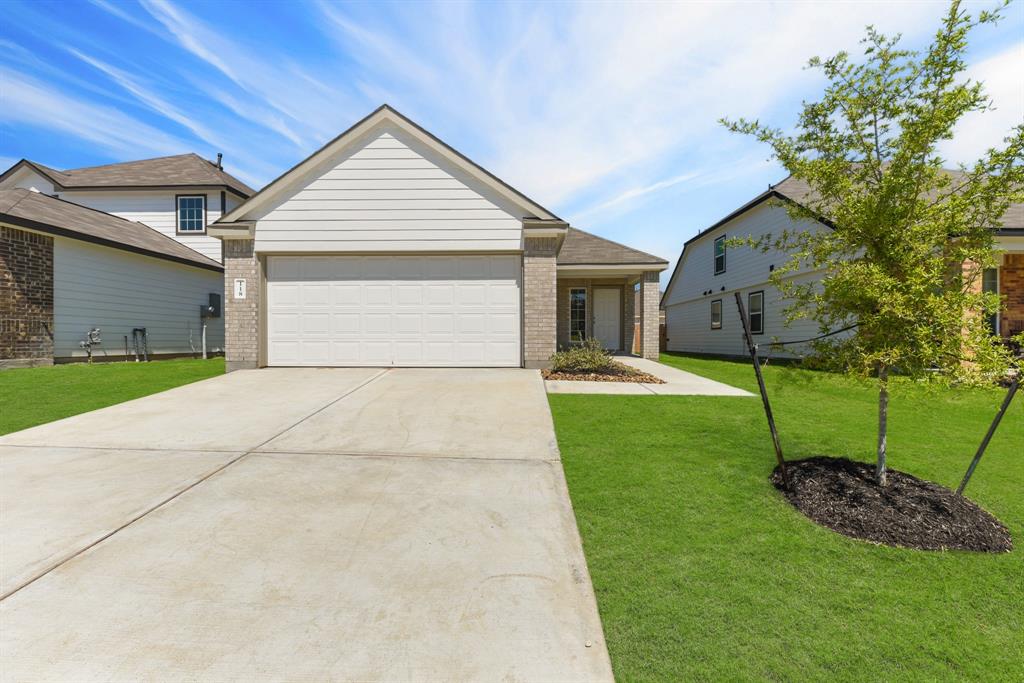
[{"xmin": 550, "ymin": 338, "xmax": 613, "ymax": 372}]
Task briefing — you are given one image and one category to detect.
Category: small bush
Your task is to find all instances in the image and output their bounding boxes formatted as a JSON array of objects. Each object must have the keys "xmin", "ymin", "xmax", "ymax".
[{"xmin": 550, "ymin": 338, "xmax": 613, "ymax": 372}]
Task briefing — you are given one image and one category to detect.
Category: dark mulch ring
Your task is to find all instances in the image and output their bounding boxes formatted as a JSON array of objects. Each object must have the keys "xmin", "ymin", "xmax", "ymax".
[
  {"xmin": 772, "ymin": 457, "xmax": 1013, "ymax": 553},
  {"xmin": 542, "ymin": 361, "xmax": 665, "ymax": 384}
]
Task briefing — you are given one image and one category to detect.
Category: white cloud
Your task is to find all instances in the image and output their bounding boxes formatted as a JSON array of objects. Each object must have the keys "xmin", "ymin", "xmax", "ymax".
[
  {"xmin": 137, "ymin": 0, "xmax": 358, "ymax": 147},
  {"xmin": 940, "ymin": 41, "xmax": 1024, "ymax": 165},
  {"xmin": 0, "ymin": 66, "xmax": 191, "ymax": 158},
  {"xmin": 310, "ymin": 0, "xmax": 942, "ymax": 212}
]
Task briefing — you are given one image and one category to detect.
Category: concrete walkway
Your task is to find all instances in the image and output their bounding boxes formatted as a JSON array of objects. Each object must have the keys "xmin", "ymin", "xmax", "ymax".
[
  {"xmin": 545, "ymin": 355, "xmax": 753, "ymax": 396},
  {"xmin": 0, "ymin": 368, "xmax": 612, "ymax": 682}
]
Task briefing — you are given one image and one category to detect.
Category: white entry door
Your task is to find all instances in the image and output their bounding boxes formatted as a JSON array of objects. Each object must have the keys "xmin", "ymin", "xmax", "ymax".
[
  {"xmin": 593, "ymin": 288, "xmax": 621, "ymax": 351},
  {"xmin": 266, "ymin": 255, "xmax": 521, "ymax": 367}
]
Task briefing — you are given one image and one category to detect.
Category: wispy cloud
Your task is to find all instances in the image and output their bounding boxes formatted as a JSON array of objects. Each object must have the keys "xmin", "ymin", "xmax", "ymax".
[{"xmin": 1, "ymin": 66, "xmax": 191, "ymax": 158}]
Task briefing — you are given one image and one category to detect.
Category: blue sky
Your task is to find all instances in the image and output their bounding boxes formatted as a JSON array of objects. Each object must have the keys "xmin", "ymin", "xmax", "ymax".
[{"xmin": 2, "ymin": 0, "xmax": 1021, "ymax": 284}]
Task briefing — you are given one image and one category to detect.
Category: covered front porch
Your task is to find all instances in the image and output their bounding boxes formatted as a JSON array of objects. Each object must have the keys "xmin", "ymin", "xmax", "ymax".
[
  {"xmin": 990, "ymin": 237, "xmax": 1024, "ymax": 339},
  {"xmin": 555, "ymin": 267, "xmax": 661, "ymax": 359}
]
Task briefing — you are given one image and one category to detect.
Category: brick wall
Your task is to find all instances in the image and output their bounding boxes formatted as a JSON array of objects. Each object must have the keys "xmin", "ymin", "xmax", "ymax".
[
  {"xmin": 223, "ymin": 238, "xmax": 261, "ymax": 371},
  {"xmin": 640, "ymin": 271, "xmax": 660, "ymax": 360},
  {"xmin": 1, "ymin": 226, "xmax": 54, "ymax": 366},
  {"xmin": 523, "ymin": 237, "xmax": 558, "ymax": 368},
  {"xmin": 1000, "ymin": 254, "xmax": 1024, "ymax": 337}
]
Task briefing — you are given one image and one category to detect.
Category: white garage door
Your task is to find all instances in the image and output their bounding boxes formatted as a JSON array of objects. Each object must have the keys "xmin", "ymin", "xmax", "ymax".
[{"xmin": 266, "ymin": 255, "xmax": 521, "ymax": 367}]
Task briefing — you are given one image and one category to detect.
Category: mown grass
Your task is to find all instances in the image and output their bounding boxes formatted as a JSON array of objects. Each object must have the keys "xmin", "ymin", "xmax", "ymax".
[
  {"xmin": 550, "ymin": 353, "xmax": 1022, "ymax": 681},
  {"xmin": 0, "ymin": 358, "xmax": 224, "ymax": 435}
]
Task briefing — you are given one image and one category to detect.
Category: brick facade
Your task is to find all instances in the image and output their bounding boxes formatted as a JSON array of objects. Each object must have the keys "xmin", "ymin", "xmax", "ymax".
[
  {"xmin": 223, "ymin": 238, "xmax": 261, "ymax": 371},
  {"xmin": 999, "ymin": 254, "xmax": 1024, "ymax": 338},
  {"xmin": 639, "ymin": 270, "xmax": 660, "ymax": 360},
  {"xmin": 1, "ymin": 226, "xmax": 54, "ymax": 367},
  {"xmin": 523, "ymin": 237, "xmax": 558, "ymax": 368}
]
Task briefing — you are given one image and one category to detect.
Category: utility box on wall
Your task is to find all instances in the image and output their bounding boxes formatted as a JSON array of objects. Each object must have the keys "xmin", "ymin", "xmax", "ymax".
[{"xmin": 207, "ymin": 292, "xmax": 221, "ymax": 318}]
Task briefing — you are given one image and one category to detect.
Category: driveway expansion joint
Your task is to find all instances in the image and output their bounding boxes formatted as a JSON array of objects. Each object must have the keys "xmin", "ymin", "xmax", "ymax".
[{"xmin": 1, "ymin": 368, "xmax": 391, "ymax": 603}]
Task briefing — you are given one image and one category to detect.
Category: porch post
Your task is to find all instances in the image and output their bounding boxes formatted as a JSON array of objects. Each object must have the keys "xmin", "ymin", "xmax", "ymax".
[
  {"xmin": 639, "ymin": 270, "xmax": 660, "ymax": 361},
  {"xmin": 523, "ymin": 236, "xmax": 558, "ymax": 368}
]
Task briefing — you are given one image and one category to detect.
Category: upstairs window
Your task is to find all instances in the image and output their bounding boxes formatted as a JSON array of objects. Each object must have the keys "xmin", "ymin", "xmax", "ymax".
[
  {"xmin": 177, "ymin": 195, "xmax": 206, "ymax": 233},
  {"xmin": 710, "ymin": 299, "xmax": 722, "ymax": 329},
  {"xmin": 570, "ymin": 288, "xmax": 587, "ymax": 343},
  {"xmin": 748, "ymin": 290, "xmax": 764, "ymax": 335},
  {"xmin": 714, "ymin": 235, "xmax": 726, "ymax": 274}
]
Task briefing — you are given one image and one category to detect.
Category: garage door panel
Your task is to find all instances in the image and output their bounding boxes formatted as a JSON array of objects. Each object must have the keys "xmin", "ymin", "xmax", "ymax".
[{"xmin": 267, "ymin": 255, "xmax": 521, "ymax": 367}]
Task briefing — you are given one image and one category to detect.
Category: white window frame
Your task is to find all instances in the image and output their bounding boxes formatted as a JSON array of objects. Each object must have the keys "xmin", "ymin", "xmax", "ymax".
[
  {"xmin": 710, "ymin": 299, "xmax": 722, "ymax": 329},
  {"xmin": 569, "ymin": 287, "xmax": 587, "ymax": 343},
  {"xmin": 714, "ymin": 235, "xmax": 726, "ymax": 275},
  {"xmin": 176, "ymin": 194, "xmax": 207, "ymax": 234},
  {"xmin": 748, "ymin": 290, "xmax": 764, "ymax": 335}
]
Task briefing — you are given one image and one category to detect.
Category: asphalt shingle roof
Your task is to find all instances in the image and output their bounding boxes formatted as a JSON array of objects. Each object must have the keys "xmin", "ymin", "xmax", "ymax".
[
  {"xmin": 6, "ymin": 154, "xmax": 254, "ymax": 198},
  {"xmin": 557, "ymin": 227, "xmax": 667, "ymax": 266},
  {"xmin": 0, "ymin": 188, "xmax": 222, "ymax": 271},
  {"xmin": 772, "ymin": 172, "xmax": 1024, "ymax": 231}
]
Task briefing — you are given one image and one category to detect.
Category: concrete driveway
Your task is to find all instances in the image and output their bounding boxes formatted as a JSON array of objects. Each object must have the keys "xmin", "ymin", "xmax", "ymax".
[{"xmin": 0, "ymin": 368, "xmax": 612, "ymax": 682}]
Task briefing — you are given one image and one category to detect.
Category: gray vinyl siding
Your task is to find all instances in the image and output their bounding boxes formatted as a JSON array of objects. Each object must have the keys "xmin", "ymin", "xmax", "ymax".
[
  {"xmin": 663, "ymin": 202, "xmax": 830, "ymax": 357},
  {"xmin": 252, "ymin": 128, "xmax": 523, "ymax": 253},
  {"xmin": 52, "ymin": 237, "xmax": 224, "ymax": 359}
]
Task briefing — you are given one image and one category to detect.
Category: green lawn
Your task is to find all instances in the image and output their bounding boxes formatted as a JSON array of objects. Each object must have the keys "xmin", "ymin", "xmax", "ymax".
[
  {"xmin": 550, "ymin": 353, "xmax": 1022, "ymax": 682},
  {"xmin": 0, "ymin": 358, "xmax": 224, "ymax": 435}
]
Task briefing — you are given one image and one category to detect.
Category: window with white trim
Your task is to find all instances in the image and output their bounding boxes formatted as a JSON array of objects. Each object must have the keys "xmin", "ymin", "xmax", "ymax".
[
  {"xmin": 714, "ymin": 235, "xmax": 726, "ymax": 274},
  {"xmin": 710, "ymin": 299, "xmax": 722, "ymax": 329},
  {"xmin": 748, "ymin": 290, "xmax": 764, "ymax": 335},
  {"xmin": 570, "ymin": 288, "xmax": 587, "ymax": 343},
  {"xmin": 177, "ymin": 195, "xmax": 206, "ymax": 233}
]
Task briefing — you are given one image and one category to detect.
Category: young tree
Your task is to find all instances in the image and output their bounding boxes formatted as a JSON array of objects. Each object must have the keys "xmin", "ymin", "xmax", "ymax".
[{"xmin": 722, "ymin": 0, "xmax": 1024, "ymax": 485}]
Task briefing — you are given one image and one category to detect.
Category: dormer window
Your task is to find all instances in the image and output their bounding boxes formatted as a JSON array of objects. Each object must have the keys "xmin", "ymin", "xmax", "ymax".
[{"xmin": 177, "ymin": 195, "xmax": 206, "ymax": 233}]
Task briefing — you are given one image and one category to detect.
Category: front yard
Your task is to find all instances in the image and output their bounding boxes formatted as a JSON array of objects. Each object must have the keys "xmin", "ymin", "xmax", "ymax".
[
  {"xmin": 0, "ymin": 358, "xmax": 224, "ymax": 435},
  {"xmin": 550, "ymin": 353, "xmax": 1022, "ymax": 681}
]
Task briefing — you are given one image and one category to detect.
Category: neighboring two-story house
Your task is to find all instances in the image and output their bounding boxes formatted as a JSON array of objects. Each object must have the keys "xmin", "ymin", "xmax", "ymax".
[
  {"xmin": 662, "ymin": 175, "xmax": 1024, "ymax": 357},
  {"xmin": 0, "ymin": 154, "xmax": 253, "ymax": 367}
]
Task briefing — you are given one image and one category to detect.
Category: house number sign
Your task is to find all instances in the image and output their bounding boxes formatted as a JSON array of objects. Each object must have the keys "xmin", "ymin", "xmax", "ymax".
[{"xmin": 233, "ymin": 278, "xmax": 247, "ymax": 300}]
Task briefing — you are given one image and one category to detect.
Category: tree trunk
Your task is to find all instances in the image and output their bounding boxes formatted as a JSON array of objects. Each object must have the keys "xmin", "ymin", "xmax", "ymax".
[{"xmin": 876, "ymin": 364, "xmax": 889, "ymax": 486}]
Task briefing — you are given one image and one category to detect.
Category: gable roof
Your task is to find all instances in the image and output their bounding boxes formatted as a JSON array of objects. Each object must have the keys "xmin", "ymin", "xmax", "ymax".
[
  {"xmin": 0, "ymin": 154, "xmax": 254, "ymax": 198},
  {"xmin": 558, "ymin": 227, "xmax": 667, "ymax": 266},
  {"xmin": 772, "ymin": 172, "xmax": 1024, "ymax": 231},
  {"xmin": 662, "ymin": 171, "xmax": 1024, "ymax": 305},
  {"xmin": 219, "ymin": 104, "xmax": 559, "ymax": 224},
  {"xmin": 0, "ymin": 188, "xmax": 222, "ymax": 272}
]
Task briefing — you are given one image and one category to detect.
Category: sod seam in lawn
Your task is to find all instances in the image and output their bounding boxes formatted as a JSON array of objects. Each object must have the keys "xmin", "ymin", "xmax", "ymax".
[
  {"xmin": 550, "ymin": 353, "xmax": 1022, "ymax": 682},
  {"xmin": 0, "ymin": 358, "xmax": 224, "ymax": 435}
]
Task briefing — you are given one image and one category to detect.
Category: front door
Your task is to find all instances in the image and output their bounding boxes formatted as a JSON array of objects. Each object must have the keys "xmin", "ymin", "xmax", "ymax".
[{"xmin": 593, "ymin": 288, "xmax": 621, "ymax": 351}]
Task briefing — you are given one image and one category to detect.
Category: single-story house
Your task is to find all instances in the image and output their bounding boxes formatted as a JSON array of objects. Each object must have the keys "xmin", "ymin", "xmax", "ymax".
[
  {"xmin": 0, "ymin": 188, "xmax": 224, "ymax": 367},
  {"xmin": 209, "ymin": 105, "xmax": 668, "ymax": 370},
  {"xmin": 661, "ymin": 175, "xmax": 1024, "ymax": 357}
]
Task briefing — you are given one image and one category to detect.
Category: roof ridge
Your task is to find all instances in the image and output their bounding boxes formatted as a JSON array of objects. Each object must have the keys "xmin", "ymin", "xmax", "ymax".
[
  {"xmin": 568, "ymin": 226, "xmax": 667, "ymax": 262},
  {"xmin": 62, "ymin": 153, "xmax": 195, "ymax": 174}
]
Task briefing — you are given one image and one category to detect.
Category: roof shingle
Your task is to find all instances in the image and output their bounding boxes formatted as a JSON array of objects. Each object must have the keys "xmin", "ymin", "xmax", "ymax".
[
  {"xmin": 4, "ymin": 154, "xmax": 254, "ymax": 198},
  {"xmin": 0, "ymin": 188, "xmax": 222, "ymax": 271},
  {"xmin": 557, "ymin": 227, "xmax": 668, "ymax": 266}
]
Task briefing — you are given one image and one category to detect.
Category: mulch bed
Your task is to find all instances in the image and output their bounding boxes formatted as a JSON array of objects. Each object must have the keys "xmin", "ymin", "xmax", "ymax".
[
  {"xmin": 542, "ymin": 361, "xmax": 665, "ymax": 384},
  {"xmin": 771, "ymin": 457, "xmax": 1012, "ymax": 553}
]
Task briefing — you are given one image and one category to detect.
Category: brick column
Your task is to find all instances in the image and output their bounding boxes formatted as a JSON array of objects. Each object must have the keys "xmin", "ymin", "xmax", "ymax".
[
  {"xmin": 223, "ymin": 238, "xmax": 260, "ymax": 371},
  {"xmin": 639, "ymin": 271, "xmax": 660, "ymax": 361},
  {"xmin": 1000, "ymin": 254, "xmax": 1024, "ymax": 338},
  {"xmin": 523, "ymin": 236, "xmax": 558, "ymax": 368}
]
